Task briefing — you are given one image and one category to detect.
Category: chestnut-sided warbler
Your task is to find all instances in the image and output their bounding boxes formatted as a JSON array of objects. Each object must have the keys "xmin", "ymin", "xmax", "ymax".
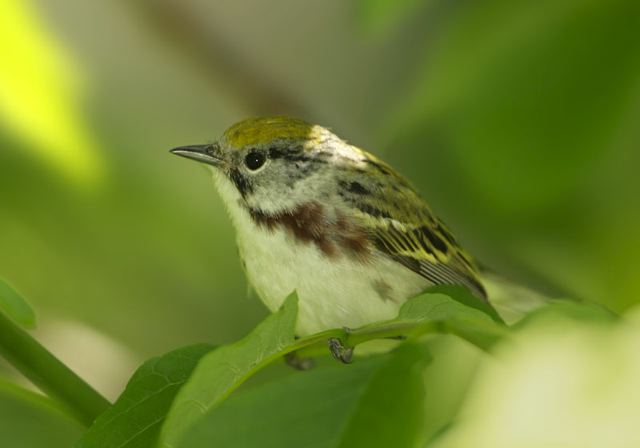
[{"xmin": 171, "ymin": 116, "xmax": 489, "ymax": 339}]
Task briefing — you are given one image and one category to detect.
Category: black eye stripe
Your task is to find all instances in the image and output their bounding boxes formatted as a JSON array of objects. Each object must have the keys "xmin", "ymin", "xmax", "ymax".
[
  {"xmin": 267, "ymin": 146, "xmax": 326, "ymax": 164},
  {"xmin": 229, "ymin": 168, "xmax": 252, "ymax": 197},
  {"xmin": 268, "ymin": 147, "xmax": 287, "ymax": 159}
]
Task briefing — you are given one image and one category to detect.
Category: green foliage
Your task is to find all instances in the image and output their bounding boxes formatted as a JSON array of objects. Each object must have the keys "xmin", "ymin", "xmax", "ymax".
[
  {"xmin": 0, "ymin": 379, "xmax": 83, "ymax": 448},
  {"xmin": 126, "ymin": 289, "xmax": 505, "ymax": 447},
  {"xmin": 432, "ymin": 302, "xmax": 636, "ymax": 448},
  {"xmin": 159, "ymin": 293, "xmax": 299, "ymax": 447},
  {"xmin": 0, "ymin": 307, "xmax": 109, "ymax": 426},
  {"xmin": 426, "ymin": 285, "xmax": 504, "ymax": 324},
  {"xmin": 394, "ymin": 291, "xmax": 507, "ymax": 351},
  {"xmin": 77, "ymin": 344, "xmax": 215, "ymax": 448},
  {"xmin": 0, "ymin": 278, "xmax": 36, "ymax": 328},
  {"xmin": 179, "ymin": 343, "xmax": 430, "ymax": 448},
  {"xmin": 0, "ymin": 276, "xmax": 514, "ymax": 447},
  {"xmin": 0, "ymin": 274, "xmax": 632, "ymax": 447}
]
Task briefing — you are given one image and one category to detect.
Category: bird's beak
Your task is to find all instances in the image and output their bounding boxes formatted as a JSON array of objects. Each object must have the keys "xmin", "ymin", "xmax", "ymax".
[{"xmin": 169, "ymin": 143, "xmax": 225, "ymax": 168}]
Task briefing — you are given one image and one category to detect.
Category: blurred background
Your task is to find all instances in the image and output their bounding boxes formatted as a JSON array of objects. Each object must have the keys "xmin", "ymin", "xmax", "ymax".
[{"xmin": 0, "ymin": 0, "xmax": 639, "ymax": 405}]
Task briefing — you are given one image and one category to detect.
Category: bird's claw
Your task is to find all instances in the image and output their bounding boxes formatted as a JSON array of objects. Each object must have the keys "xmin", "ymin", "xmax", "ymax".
[{"xmin": 328, "ymin": 337, "xmax": 353, "ymax": 364}]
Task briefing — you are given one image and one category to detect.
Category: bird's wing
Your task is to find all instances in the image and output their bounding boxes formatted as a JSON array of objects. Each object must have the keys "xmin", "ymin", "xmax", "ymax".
[
  {"xmin": 346, "ymin": 153, "xmax": 487, "ymax": 299},
  {"xmin": 371, "ymin": 218, "xmax": 487, "ymax": 299}
]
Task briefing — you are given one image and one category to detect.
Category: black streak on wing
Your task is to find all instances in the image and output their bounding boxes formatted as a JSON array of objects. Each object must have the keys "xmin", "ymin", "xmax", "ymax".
[
  {"xmin": 421, "ymin": 226, "xmax": 448, "ymax": 253},
  {"xmin": 347, "ymin": 181, "xmax": 370, "ymax": 195},
  {"xmin": 373, "ymin": 227, "xmax": 487, "ymax": 299},
  {"xmin": 356, "ymin": 203, "xmax": 393, "ymax": 219},
  {"xmin": 338, "ymin": 180, "xmax": 370, "ymax": 196}
]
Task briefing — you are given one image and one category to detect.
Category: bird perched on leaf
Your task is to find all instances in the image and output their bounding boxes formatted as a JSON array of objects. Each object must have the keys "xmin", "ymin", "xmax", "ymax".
[{"xmin": 171, "ymin": 117, "xmax": 535, "ymax": 360}]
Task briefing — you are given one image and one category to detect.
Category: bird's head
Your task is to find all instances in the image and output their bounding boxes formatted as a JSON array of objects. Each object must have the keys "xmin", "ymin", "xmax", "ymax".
[{"xmin": 171, "ymin": 116, "xmax": 367, "ymax": 215}]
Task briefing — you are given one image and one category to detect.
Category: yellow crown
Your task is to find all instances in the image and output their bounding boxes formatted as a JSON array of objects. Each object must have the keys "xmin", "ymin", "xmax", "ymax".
[{"xmin": 222, "ymin": 116, "xmax": 330, "ymax": 149}]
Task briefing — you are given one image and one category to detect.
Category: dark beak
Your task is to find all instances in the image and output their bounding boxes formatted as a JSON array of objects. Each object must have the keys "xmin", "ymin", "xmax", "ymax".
[{"xmin": 169, "ymin": 144, "xmax": 224, "ymax": 167}]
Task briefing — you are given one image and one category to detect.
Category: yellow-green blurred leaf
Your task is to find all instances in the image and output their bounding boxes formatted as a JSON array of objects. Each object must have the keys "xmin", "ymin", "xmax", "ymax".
[
  {"xmin": 0, "ymin": 0, "xmax": 104, "ymax": 186},
  {"xmin": 432, "ymin": 307, "xmax": 640, "ymax": 448}
]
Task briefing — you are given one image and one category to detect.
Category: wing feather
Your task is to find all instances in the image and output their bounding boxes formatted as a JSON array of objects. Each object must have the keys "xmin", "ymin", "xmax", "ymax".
[
  {"xmin": 372, "ymin": 220, "xmax": 487, "ymax": 299},
  {"xmin": 343, "ymin": 151, "xmax": 487, "ymax": 299}
]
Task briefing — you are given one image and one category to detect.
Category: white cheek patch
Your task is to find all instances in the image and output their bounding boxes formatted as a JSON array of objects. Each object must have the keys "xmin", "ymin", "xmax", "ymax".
[
  {"xmin": 211, "ymin": 169, "xmax": 247, "ymax": 222},
  {"xmin": 250, "ymin": 169, "xmax": 329, "ymax": 214}
]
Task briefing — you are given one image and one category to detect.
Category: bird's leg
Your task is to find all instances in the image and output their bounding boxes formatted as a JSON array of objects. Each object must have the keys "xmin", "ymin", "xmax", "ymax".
[
  {"xmin": 328, "ymin": 336, "xmax": 353, "ymax": 364},
  {"xmin": 284, "ymin": 351, "xmax": 315, "ymax": 370}
]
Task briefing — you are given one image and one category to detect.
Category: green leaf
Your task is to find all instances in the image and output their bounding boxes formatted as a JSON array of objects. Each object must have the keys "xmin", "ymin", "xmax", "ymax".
[
  {"xmin": 0, "ymin": 378, "xmax": 83, "ymax": 447},
  {"xmin": 159, "ymin": 293, "xmax": 299, "ymax": 448},
  {"xmin": 396, "ymin": 292, "xmax": 508, "ymax": 351},
  {"xmin": 154, "ymin": 290, "xmax": 499, "ymax": 448},
  {"xmin": 337, "ymin": 343, "xmax": 431, "ymax": 447},
  {"xmin": 425, "ymin": 284, "xmax": 504, "ymax": 324},
  {"xmin": 178, "ymin": 343, "xmax": 430, "ymax": 448},
  {"xmin": 77, "ymin": 343, "xmax": 215, "ymax": 448},
  {"xmin": 0, "ymin": 277, "xmax": 36, "ymax": 328}
]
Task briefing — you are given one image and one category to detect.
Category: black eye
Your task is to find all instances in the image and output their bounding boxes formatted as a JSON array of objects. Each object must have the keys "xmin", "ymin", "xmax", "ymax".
[{"xmin": 244, "ymin": 151, "xmax": 266, "ymax": 170}]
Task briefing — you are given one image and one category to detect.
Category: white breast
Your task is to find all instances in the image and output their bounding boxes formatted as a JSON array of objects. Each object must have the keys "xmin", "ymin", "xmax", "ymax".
[{"xmin": 212, "ymin": 171, "xmax": 429, "ymax": 335}]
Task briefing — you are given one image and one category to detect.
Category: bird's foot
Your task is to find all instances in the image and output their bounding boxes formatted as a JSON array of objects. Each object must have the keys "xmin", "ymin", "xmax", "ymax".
[{"xmin": 328, "ymin": 337, "xmax": 353, "ymax": 364}]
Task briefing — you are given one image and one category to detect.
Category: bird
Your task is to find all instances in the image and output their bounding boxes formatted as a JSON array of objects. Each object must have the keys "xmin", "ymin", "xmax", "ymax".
[{"xmin": 170, "ymin": 116, "xmax": 491, "ymax": 346}]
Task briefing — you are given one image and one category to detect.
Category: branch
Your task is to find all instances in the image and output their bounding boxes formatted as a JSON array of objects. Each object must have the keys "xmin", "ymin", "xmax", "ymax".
[{"xmin": 0, "ymin": 312, "xmax": 110, "ymax": 426}]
